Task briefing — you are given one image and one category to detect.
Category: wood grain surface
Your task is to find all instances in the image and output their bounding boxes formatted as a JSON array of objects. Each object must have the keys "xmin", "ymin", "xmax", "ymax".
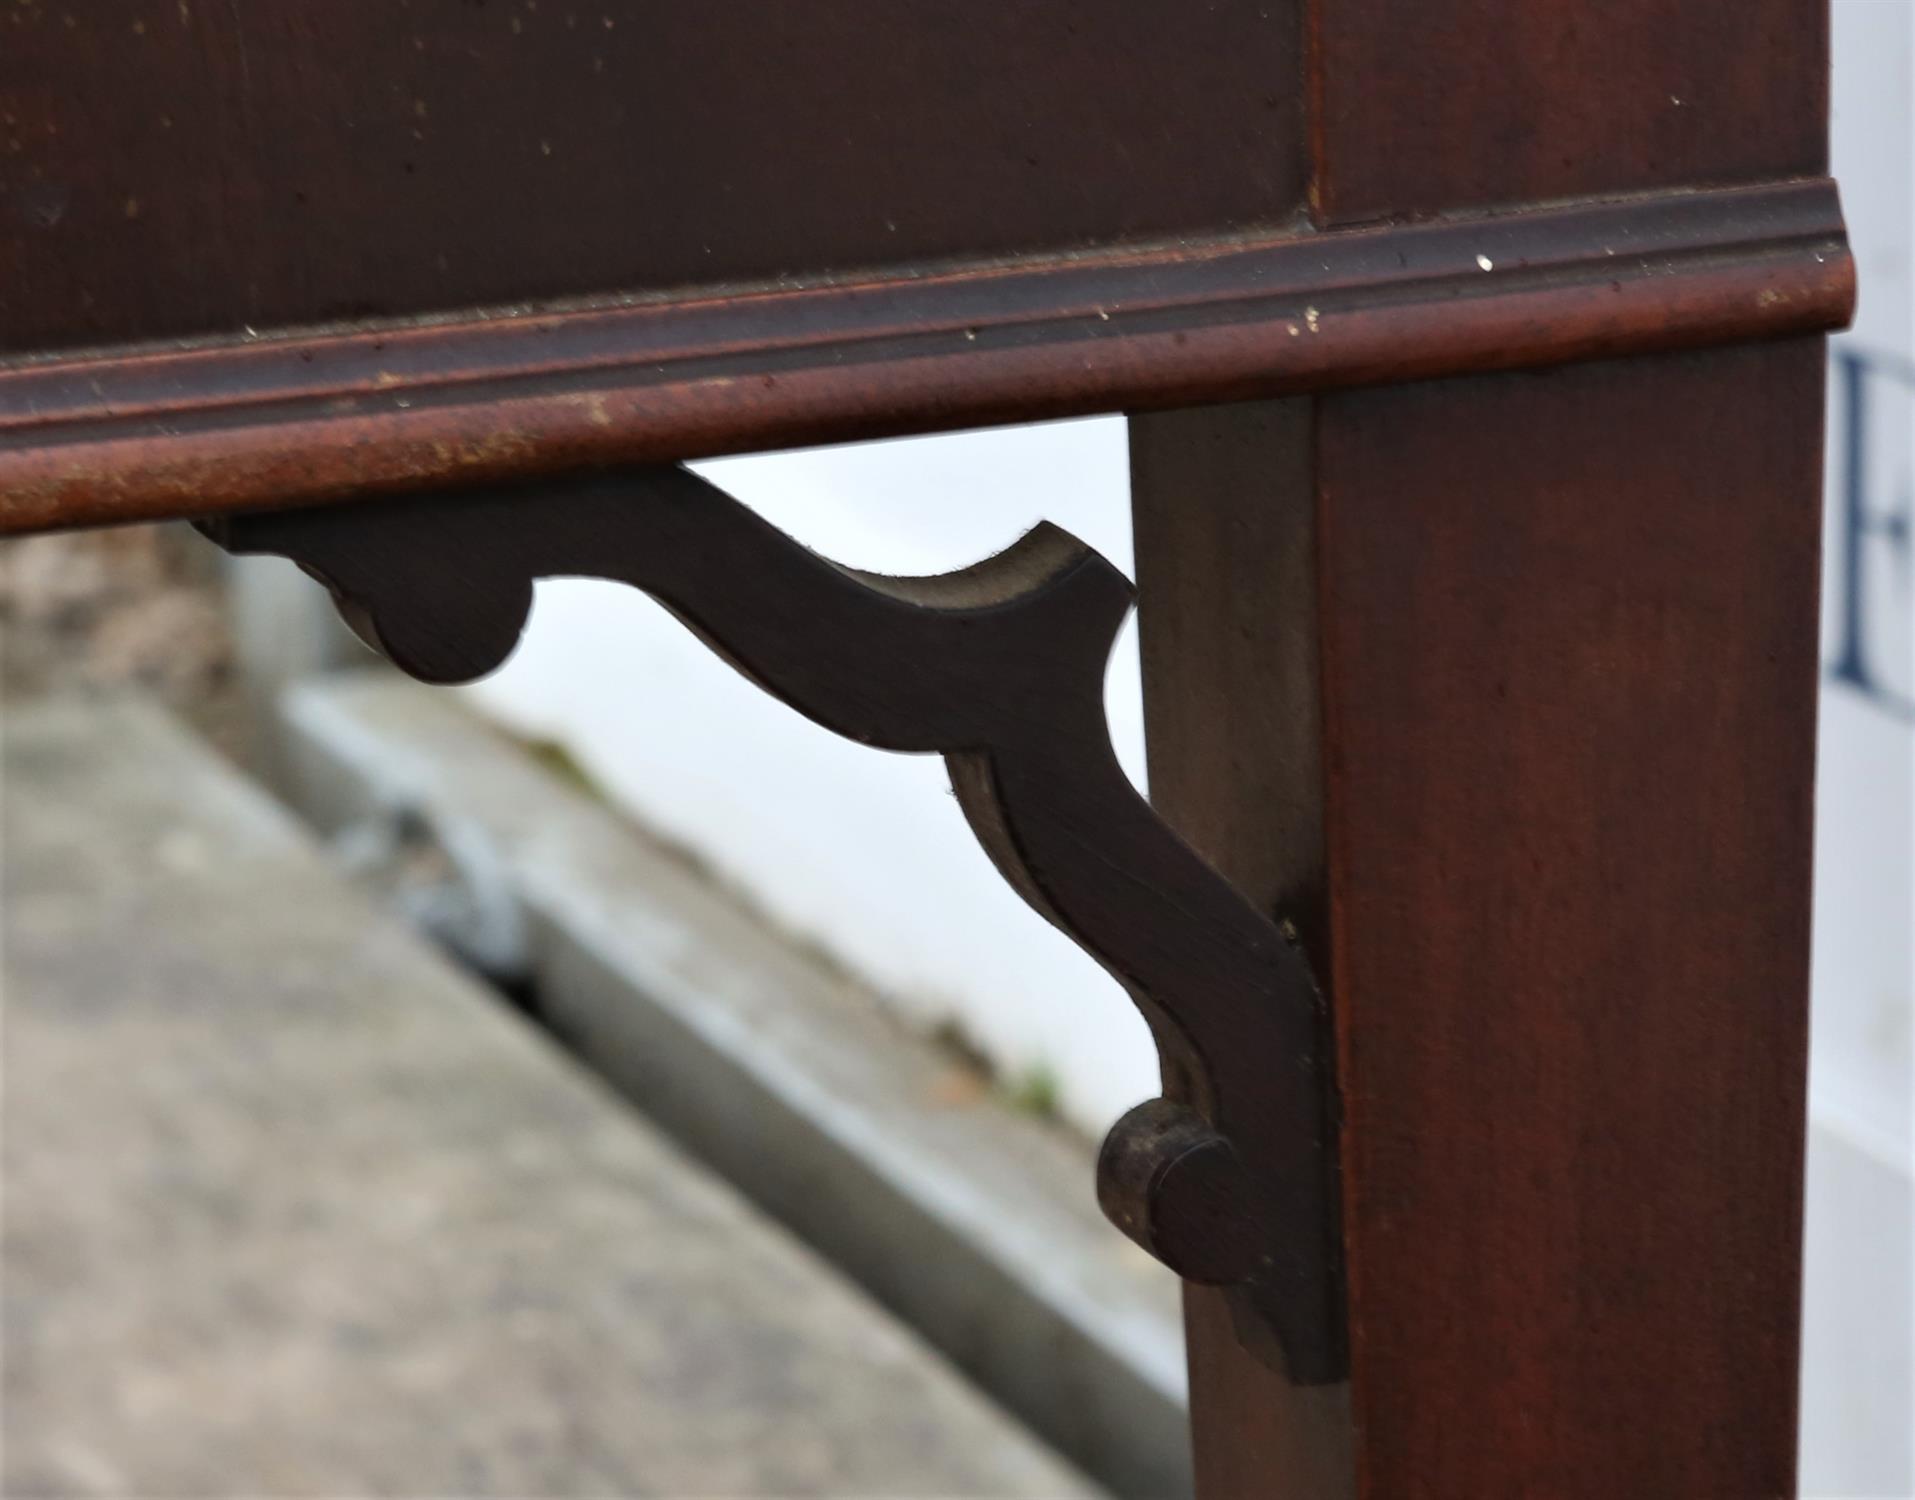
[
  {"xmin": 1132, "ymin": 401, "xmax": 1357, "ymax": 1500},
  {"xmin": 1315, "ymin": 341, "xmax": 1824, "ymax": 1497},
  {"xmin": 1135, "ymin": 339, "xmax": 1827, "ymax": 1498},
  {"xmin": 0, "ymin": 0, "xmax": 1300, "ymax": 355},
  {"xmin": 1312, "ymin": 0, "xmax": 1828, "ymax": 223},
  {"xmin": 1133, "ymin": 10, "xmax": 1833, "ymax": 1484},
  {"xmin": 1, "ymin": 2, "xmax": 1846, "ymax": 1493},
  {"xmin": 0, "ymin": 180, "xmax": 1850, "ymax": 534}
]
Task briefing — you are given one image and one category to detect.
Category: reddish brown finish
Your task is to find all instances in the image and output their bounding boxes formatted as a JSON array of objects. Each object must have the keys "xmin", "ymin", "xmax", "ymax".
[
  {"xmin": 0, "ymin": 0, "xmax": 1300, "ymax": 356},
  {"xmin": 1135, "ymin": 343, "xmax": 1827, "ymax": 1498},
  {"xmin": 0, "ymin": 181, "xmax": 1851, "ymax": 534},
  {"xmin": 1114, "ymin": 2, "xmax": 1841, "ymax": 1489},
  {"xmin": 1314, "ymin": 341, "xmax": 1823, "ymax": 1497},
  {"xmin": 1311, "ymin": 0, "xmax": 1829, "ymax": 224},
  {"xmin": 0, "ymin": 1, "xmax": 1845, "ymax": 1494},
  {"xmin": 1132, "ymin": 401, "xmax": 1356, "ymax": 1500}
]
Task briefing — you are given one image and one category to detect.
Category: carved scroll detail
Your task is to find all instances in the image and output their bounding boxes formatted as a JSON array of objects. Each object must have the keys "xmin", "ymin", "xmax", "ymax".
[{"xmin": 202, "ymin": 467, "xmax": 1345, "ymax": 1383}]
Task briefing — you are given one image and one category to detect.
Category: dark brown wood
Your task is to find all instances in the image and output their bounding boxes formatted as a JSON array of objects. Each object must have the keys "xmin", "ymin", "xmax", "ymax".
[
  {"xmin": 1133, "ymin": 342, "xmax": 1826, "ymax": 1496},
  {"xmin": 1314, "ymin": 341, "xmax": 1823, "ymax": 1498},
  {"xmin": 0, "ymin": 1, "xmax": 1303, "ymax": 357},
  {"xmin": 202, "ymin": 466, "xmax": 1348, "ymax": 1384},
  {"xmin": 0, "ymin": 180, "xmax": 1850, "ymax": 534},
  {"xmin": 1131, "ymin": 400, "xmax": 1356, "ymax": 1500},
  {"xmin": 0, "ymin": 1, "xmax": 1848, "ymax": 1492},
  {"xmin": 1311, "ymin": 0, "xmax": 1828, "ymax": 224},
  {"xmin": 1116, "ymin": 2, "xmax": 1837, "ymax": 1491}
]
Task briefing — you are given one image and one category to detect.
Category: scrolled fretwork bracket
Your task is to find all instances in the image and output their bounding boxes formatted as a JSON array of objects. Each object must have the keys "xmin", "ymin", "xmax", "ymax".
[{"xmin": 200, "ymin": 466, "xmax": 1347, "ymax": 1384}]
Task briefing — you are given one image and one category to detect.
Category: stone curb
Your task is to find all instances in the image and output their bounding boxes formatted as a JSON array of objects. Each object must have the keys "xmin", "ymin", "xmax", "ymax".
[{"xmin": 277, "ymin": 670, "xmax": 1192, "ymax": 1500}]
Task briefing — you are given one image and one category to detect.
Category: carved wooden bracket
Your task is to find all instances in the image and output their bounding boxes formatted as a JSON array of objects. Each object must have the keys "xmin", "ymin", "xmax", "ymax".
[{"xmin": 201, "ymin": 467, "xmax": 1346, "ymax": 1384}]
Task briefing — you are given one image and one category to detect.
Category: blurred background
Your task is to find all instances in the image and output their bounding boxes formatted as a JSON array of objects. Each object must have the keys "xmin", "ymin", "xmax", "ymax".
[{"xmin": 3, "ymin": 4, "xmax": 1909, "ymax": 1498}]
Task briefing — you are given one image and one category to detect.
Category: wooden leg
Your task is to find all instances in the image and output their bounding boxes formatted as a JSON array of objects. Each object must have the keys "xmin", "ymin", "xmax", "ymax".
[
  {"xmin": 1131, "ymin": 339, "xmax": 1825, "ymax": 1497},
  {"xmin": 1131, "ymin": 400, "xmax": 1357, "ymax": 1499}
]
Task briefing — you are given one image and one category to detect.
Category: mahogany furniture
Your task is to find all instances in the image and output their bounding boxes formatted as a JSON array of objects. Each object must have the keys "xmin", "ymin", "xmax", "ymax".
[{"xmin": 1, "ymin": 3, "xmax": 1853, "ymax": 1495}]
